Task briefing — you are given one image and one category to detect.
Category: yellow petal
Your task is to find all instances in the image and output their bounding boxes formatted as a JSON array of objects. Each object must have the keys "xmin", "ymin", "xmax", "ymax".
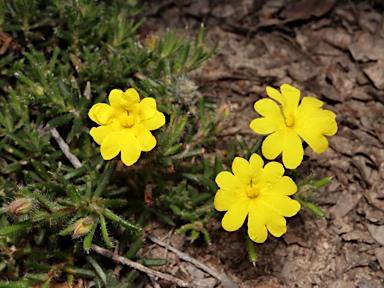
[
  {"xmin": 214, "ymin": 188, "xmax": 246, "ymax": 211},
  {"xmin": 299, "ymin": 95, "xmax": 323, "ymax": 108},
  {"xmin": 261, "ymin": 131, "xmax": 284, "ymax": 160},
  {"xmin": 215, "ymin": 171, "xmax": 240, "ymax": 193},
  {"xmin": 263, "ymin": 175, "xmax": 297, "ymax": 196},
  {"xmin": 249, "ymin": 113, "xmax": 285, "ymax": 135},
  {"xmin": 143, "ymin": 111, "xmax": 165, "ymax": 130},
  {"xmin": 100, "ymin": 130, "xmax": 125, "ymax": 160},
  {"xmin": 89, "ymin": 103, "xmax": 115, "ymax": 125},
  {"xmin": 254, "ymin": 98, "xmax": 281, "ymax": 117},
  {"xmin": 90, "ymin": 125, "xmax": 113, "ymax": 145},
  {"xmin": 108, "ymin": 89, "xmax": 127, "ymax": 118},
  {"xmin": 249, "ymin": 153, "xmax": 264, "ymax": 170},
  {"xmin": 232, "ymin": 157, "xmax": 251, "ymax": 184},
  {"xmin": 294, "ymin": 98, "xmax": 338, "ymax": 153},
  {"xmin": 249, "ymin": 154, "xmax": 264, "ymax": 184},
  {"xmin": 139, "ymin": 98, "xmax": 157, "ymax": 119},
  {"xmin": 260, "ymin": 162, "xmax": 284, "ymax": 187},
  {"xmin": 296, "ymin": 128, "xmax": 330, "ymax": 154},
  {"xmin": 295, "ymin": 97, "xmax": 337, "ymax": 136},
  {"xmin": 120, "ymin": 129, "xmax": 142, "ymax": 166},
  {"xmin": 132, "ymin": 125, "xmax": 156, "ymax": 152},
  {"xmin": 266, "ymin": 86, "xmax": 285, "ymax": 105},
  {"xmin": 321, "ymin": 110, "xmax": 338, "ymax": 136},
  {"xmin": 221, "ymin": 199, "xmax": 249, "ymax": 232},
  {"xmin": 247, "ymin": 200, "xmax": 268, "ymax": 243},
  {"xmin": 280, "ymin": 84, "xmax": 300, "ymax": 117},
  {"xmin": 257, "ymin": 194, "xmax": 300, "ymax": 217},
  {"xmin": 121, "ymin": 88, "xmax": 140, "ymax": 109},
  {"xmin": 108, "ymin": 89, "xmax": 123, "ymax": 108},
  {"xmin": 282, "ymin": 129, "xmax": 303, "ymax": 169},
  {"xmin": 265, "ymin": 213, "xmax": 287, "ymax": 238}
]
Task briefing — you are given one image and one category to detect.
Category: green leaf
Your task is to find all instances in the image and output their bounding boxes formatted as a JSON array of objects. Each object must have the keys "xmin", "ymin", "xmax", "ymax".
[
  {"xmin": 0, "ymin": 221, "xmax": 33, "ymax": 236},
  {"xmin": 99, "ymin": 214, "xmax": 112, "ymax": 249},
  {"xmin": 46, "ymin": 113, "xmax": 74, "ymax": 128},
  {"xmin": 83, "ymin": 219, "xmax": 99, "ymax": 252},
  {"xmin": 92, "ymin": 162, "xmax": 117, "ymax": 199},
  {"xmin": 86, "ymin": 256, "xmax": 107, "ymax": 286}
]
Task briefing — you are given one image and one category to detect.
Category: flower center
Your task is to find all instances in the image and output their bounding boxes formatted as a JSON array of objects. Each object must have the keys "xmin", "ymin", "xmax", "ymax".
[
  {"xmin": 119, "ymin": 112, "xmax": 134, "ymax": 128},
  {"xmin": 247, "ymin": 181, "xmax": 260, "ymax": 199},
  {"xmin": 284, "ymin": 113, "xmax": 295, "ymax": 127}
]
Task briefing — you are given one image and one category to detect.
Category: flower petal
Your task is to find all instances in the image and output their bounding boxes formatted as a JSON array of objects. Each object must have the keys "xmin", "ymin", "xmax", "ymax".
[
  {"xmin": 299, "ymin": 95, "xmax": 323, "ymax": 108},
  {"xmin": 214, "ymin": 187, "xmax": 247, "ymax": 211},
  {"xmin": 247, "ymin": 200, "xmax": 268, "ymax": 243},
  {"xmin": 108, "ymin": 89, "xmax": 126, "ymax": 117},
  {"xmin": 294, "ymin": 97, "xmax": 338, "ymax": 153},
  {"xmin": 250, "ymin": 98, "xmax": 285, "ymax": 135},
  {"xmin": 89, "ymin": 103, "xmax": 115, "ymax": 125},
  {"xmin": 266, "ymin": 86, "xmax": 285, "ymax": 105},
  {"xmin": 132, "ymin": 125, "xmax": 156, "ymax": 152},
  {"xmin": 295, "ymin": 128, "xmax": 330, "ymax": 154},
  {"xmin": 215, "ymin": 171, "xmax": 240, "ymax": 192},
  {"xmin": 258, "ymin": 194, "xmax": 300, "ymax": 217},
  {"xmin": 221, "ymin": 199, "xmax": 249, "ymax": 232},
  {"xmin": 282, "ymin": 129, "xmax": 303, "ymax": 169},
  {"xmin": 143, "ymin": 111, "xmax": 165, "ymax": 130},
  {"xmin": 249, "ymin": 154, "xmax": 264, "ymax": 184},
  {"xmin": 108, "ymin": 89, "xmax": 122, "ymax": 108},
  {"xmin": 120, "ymin": 129, "xmax": 142, "ymax": 166},
  {"xmin": 90, "ymin": 125, "xmax": 113, "ymax": 145},
  {"xmin": 265, "ymin": 213, "xmax": 287, "ymax": 238},
  {"xmin": 232, "ymin": 157, "xmax": 251, "ymax": 184},
  {"xmin": 121, "ymin": 88, "xmax": 140, "ymax": 110},
  {"xmin": 295, "ymin": 97, "xmax": 337, "ymax": 135},
  {"xmin": 263, "ymin": 175, "xmax": 298, "ymax": 196},
  {"xmin": 261, "ymin": 162, "xmax": 284, "ymax": 187},
  {"xmin": 280, "ymin": 84, "xmax": 300, "ymax": 117},
  {"xmin": 261, "ymin": 131, "xmax": 284, "ymax": 160},
  {"xmin": 139, "ymin": 98, "xmax": 158, "ymax": 119},
  {"xmin": 100, "ymin": 130, "xmax": 125, "ymax": 160},
  {"xmin": 254, "ymin": 98, "xmax": 281, "ymax": 118}
]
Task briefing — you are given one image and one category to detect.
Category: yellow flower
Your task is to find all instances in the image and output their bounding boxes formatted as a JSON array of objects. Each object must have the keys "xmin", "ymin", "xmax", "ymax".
[
  {"xmin": 214, "ymin": 154, "xmax": 300, "ymax": 243},
  {"xmin": 250, "ymin": 84, "xmax": 337, "ymax": 169},
  {"xmin": 89, "ymin": 88, "xmax": 165, "ymax": 166}
]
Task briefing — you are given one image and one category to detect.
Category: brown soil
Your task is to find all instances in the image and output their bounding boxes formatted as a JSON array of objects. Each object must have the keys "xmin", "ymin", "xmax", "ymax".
[{"xmin": 140, "ymin": 1, "xmax": 384, "ymax": 287}]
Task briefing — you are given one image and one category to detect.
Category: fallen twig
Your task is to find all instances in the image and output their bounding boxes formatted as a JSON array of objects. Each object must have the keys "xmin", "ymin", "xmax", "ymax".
[
  {"xmin": 146, "ymin": 235, "xmax": 236, "ymax": 288},
  {"xmin": 50, "ymin": 127, "xmax": 82, "ymax": 168},
  {"xmin": 92, "ymin": 245, "xmax": 191, "ymax": 287}
]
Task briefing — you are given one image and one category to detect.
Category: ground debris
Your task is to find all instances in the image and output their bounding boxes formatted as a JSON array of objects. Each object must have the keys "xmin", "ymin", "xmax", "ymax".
[{"xmin": 144, "ymin": 0, "xmax": 384, "ymax": 286}]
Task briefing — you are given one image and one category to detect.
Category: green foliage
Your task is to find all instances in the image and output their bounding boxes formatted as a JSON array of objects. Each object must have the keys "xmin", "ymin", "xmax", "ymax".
[{"xmin": 0, "ymin": 0, "xmax": 222, "ymax": 285}]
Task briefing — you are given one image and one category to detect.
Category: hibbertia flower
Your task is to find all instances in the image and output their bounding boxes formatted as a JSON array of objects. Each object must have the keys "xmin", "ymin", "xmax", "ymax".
[
  {"xmin": 88, "ymin": 88, "xmax": 165, "ymax": 166},
  {"xmin": 214, "ymin": 153, "xmax": 300, "ymax": 243},
  {"xmin": 250, "ymin": 84, "xmax": 338, "ymax": 169}
]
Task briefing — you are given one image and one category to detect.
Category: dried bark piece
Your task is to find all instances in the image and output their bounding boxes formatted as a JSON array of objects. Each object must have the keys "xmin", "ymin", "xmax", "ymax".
[
  {"xmin": 348, "ymin": 32, "xmax": 384, "ymax": 62},
  {"xmin": 342, "ymin": 230, "xmax": 375, "ymax": 244},
  {"xmin": 363, "ymin": 60, "xmax": 384, "ymax": 90},
  {"xmin": 322, "ymin": 28, "xmax": 352, "ymax": 50},
  {"xmin": 281, "ymin": 0, "xmax": 337, "ymax": 21},
  {"xmin": 352, "ymin": 155, "xmax": 373, "ymax": 187},
  {"xmin": 375, "ymin": 248, "xmax": 384, "ymax": 273},
  {"xmin": 367, "ymin": 224, "xmax": 384, "ymax": 245},
  {"xmin": 327, "ymin": 279, "xmax": 355, "ymax": 288},
  {"xmin": 328, "ymin": 187, "xmax": 362, "ymax": 219}
]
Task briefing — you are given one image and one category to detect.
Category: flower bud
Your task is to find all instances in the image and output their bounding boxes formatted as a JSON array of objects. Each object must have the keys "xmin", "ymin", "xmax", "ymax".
[
  {"xmin": 9, "ymin": 198, "xmax": 32, "ymax": 215},
  {"xmin": 313, "ymin": 176, "xmax": 332, "ymax": 189},
  {"xmin": 72, "ymin": 217, "xmax": 95, "ymax": 239}
]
